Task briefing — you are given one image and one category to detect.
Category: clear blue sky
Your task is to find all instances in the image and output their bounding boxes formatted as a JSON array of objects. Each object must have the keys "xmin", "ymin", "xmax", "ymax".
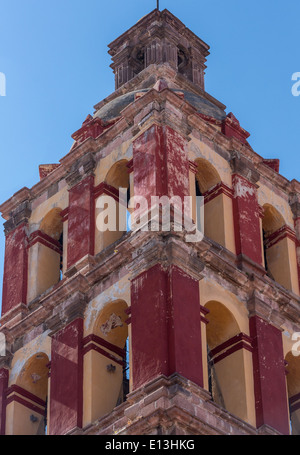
[{"xmin": 0, "ymin": 0, "xmax": 299, "ymax": 311}]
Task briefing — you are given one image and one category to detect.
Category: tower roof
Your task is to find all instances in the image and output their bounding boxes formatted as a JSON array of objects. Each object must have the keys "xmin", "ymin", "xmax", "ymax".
[{"xmin": 108, "ymin": 9, "xmax": 210, "ymax": 91}]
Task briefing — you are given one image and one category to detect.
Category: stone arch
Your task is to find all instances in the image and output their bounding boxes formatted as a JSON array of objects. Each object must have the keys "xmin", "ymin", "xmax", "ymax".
[
  {"xmin": 94, "ymin": 299, "xmax": 129, "ymax": 348},
  {"xmin": 285, "ymin": 351, "xmax": 300, "ymax": 435},
  {"xmin": 262, "ymin": 203, "xmax": 285, "ymax": 237},
  {"xmin": 27, "ymin": 208, "xmax": 64, "ymax": 302},
  {"xmin": 82, "ymin": 299, "xmax": 130, "ymax": 427},
  {"xmin": 194, "ymin": 158, "xmax": 222, "ymax": 195},
  {"xmin": 6, "ymin": 353, "xmax": 49, "ymax": 435},
  {"xmin": 261, "ymin": 204, "xmax": 298, "ymax": 293},
  {"xmin": 204, "ymin": 300, "xmax": 255, "ymax": 425},
  {"xmin": 105, "ymin": 159, "xmax": 130, "ymax": 191},
  {"xmin": 40, "ymin": 207, "xmax": 63, "ymax": 241},
  {"xmin": 190, "ymin": 158, "xmax": 235, "ymax": 252},
  {"xmin": 95, "ymin": 160, "xmax": 132, "ymax": 254}
]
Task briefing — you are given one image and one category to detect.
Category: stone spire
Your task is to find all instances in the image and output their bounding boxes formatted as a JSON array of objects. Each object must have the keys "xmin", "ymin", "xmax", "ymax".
[{"xmin": 108, "ymin": 9, "xmax": 210, "ymax": 91}]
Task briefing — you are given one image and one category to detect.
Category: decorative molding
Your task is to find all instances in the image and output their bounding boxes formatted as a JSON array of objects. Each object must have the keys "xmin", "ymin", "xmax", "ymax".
[
  {"xmin": 210, "ymin": 333, "xmax": 253, "ymax": 365},
  {"xmin": 264, "ymin": 225, "xmax": 297, "ymax": 249},
  {"xmin": 6, "ymin": 384, "xmax": 46, "ymax": 416},
  {"xmin": 203, "ymin": 182, "xmax": 234, "ymax": 204},
  {"xmin": 27, "ymin": 230, "xmax": 62, "ymax": 255}
]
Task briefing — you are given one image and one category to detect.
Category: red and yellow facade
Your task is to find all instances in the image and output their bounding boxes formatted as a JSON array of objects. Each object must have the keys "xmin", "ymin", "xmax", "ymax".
[{"xmin": 0, "ymin": 9, "xmax": 299, "ymax": 436}]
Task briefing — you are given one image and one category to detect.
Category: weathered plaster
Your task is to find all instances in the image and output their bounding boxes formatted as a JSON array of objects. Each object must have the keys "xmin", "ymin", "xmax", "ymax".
[{"xmin": 84, "ymin": 274, "xmax": 130, "ymax": 336}]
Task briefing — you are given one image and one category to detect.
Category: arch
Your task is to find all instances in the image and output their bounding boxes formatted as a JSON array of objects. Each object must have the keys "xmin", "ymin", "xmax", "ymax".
[
  {"xmin": 93, "ymin": 299, "xmax": 129, "ymax": 348},
  {"xmin": 40, "ymin": 207, "xmax": 63, "ymax": 241},
  {"xmin": 262, "ymin": 204, "xmax": 285, "ymax": 237},
  {"xmin": 6, "ymin": 353, "xmax": 49, "ymax": 435},
  {"xmin": 204, "ymin": 301, "xmax": 255, "ymax": 425},
  {"xmin": 190, "ymin": 159, "xmax": 235, "ymax": 252},
  {"xmin": 285, "ymin": 352, "xmax": 300, "ymax": 435},
  {"xmin": 83, "ymin": 299, "xmax": 130, "ymax": 427},
  {"xmin": 105, "ymin": 159, "xmax": 130, "ymax": 191},
  {"xmin": 194, "ymin": 158, "xmax": 221, "ymax": 194},
  {"xmin": 95, "ymin": 160, "xmax": 132, "ymax": 254},
  {"xmin": 261, "ymin": 204, "xmax": 298, "ymax": 293},
  {"xmin": 205, "ymin": 300, "xmax": 241, "ymax": 350},
  {"xmin": 27, "ymin": 208, "xmax": 64, "ymax": 302}
]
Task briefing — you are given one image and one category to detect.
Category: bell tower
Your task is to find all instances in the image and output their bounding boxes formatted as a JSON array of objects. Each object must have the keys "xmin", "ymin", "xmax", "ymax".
[
  {"xmin": 108, "ymin": 9, "xmax": 209, "ymax": 91},
  {"xmin": 0, "ymin": 8, "xmax": 299, "ymax": 437}
]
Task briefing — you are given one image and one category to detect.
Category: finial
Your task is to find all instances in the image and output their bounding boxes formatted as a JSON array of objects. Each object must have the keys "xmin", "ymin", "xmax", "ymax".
[{"xmin": 157, "ymin": 0, "xmax": 159, "ymax": 10}]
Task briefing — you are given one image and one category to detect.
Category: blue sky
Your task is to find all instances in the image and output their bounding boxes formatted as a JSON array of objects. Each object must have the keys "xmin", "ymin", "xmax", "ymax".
[{"xmin": 0, "ymin": 0, "xmax": 299, "ymax": 310}]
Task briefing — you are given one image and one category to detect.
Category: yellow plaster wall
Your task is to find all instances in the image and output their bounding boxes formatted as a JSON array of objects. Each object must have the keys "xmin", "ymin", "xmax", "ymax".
[
  {"xmin": 6, "ymin": 335, "xmax": 51, "ymax": 435},
  {"xmin": 83, "ymin": 350, "xmax": 123, "ymax": 427},
  {"xmin": 223, "ymin": 194, "xmax": 236, "ymax": 255},
  {"xmin": 6, "ymin": 401, "xmax": 45, "ymax": 435},
  {"xmin": 82, "ymin": 276, "xmax": 131, "ymax": 426},
  {"xmin": 267, "ymin": 238, "xmax": 299, "ymax": 294},
  {"xmin": 95, "ymin": 197, "xmax": 126, "ymax": 254},
  {"xmin": 200, "ymin": 279, "xmax": 249, "ymax": 335},
  {"xmin": 9, "ymin": 333, "xmax": 51, "ymax": 388},
  {"xmin": 200, "ymin": 278, "xmax": 256, "ymax": 427},
  {"xmin": 29, "ymin": 188, "xmax": 68, "ymax": 232},
  {"xmin": 188, "ymin": 137, "xmax": 233, "ymax": 188},
  {"xmin": 27, "ymin": 243, "xmax": 61, "ymax": 303},
  {"xmin": 84, "ymin": 275, "xmax": 131, "ymax": 337},
  {"xmin": 94, "ymin": 141, "xmax": 133, "ymax": 187},
  {"xmin": 258, "ymin": 183, "xmax": 294, "ymax": 230},
  {"xmin": 214, "ymin": 349, "xmax": 256, "ymax": 426}
]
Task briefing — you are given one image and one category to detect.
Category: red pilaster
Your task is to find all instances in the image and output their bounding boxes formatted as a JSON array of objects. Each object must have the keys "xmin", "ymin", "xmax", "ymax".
[
  {"xmin": 294, "ymin": 216, "xmax": 300, "ymax": 290},
  {"xmin": 130, "ymin": 264, "xmax": 203, "ymax": 390},
  {"xmin": 133, "ymin": 124, "xmax": 189, "ymax": 202},
  {"xmin": 2, "ymin": 223, "xmax": 28, "ymax": 316},
  {"xmin": 49, "ymin": 318, "xmax": 83, "ymax": 435},
  {"xmin": 250, "ymin": 315, "xmax": 290, "ymax": 434},
  {"xmin": 232, "ymin": 174, "xmax": 263, "ymax": 266},
  {"xmin": 67, "ymin": 175, "xmax": 95, "ymax": 269},
  {"xmin": 0, "ymin": 369, "xmax": 8, "ymax": 435}
]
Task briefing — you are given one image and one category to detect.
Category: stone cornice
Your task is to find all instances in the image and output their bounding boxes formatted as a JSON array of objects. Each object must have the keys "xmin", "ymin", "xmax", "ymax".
[
  {"xmin": 0, "ymin": 272, "xmax": 90, "ymax": 343},
  {"xmin": 0, "ymin": 187, "xmax": 31, "ymax": 221},
  {"xmin": 81, "ymin": 373, "xmax": 258, "ymax": 436}
]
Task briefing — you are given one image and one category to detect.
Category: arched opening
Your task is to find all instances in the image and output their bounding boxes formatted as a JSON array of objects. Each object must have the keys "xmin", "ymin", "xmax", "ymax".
[
  {"xmin": 6, "ymin": 353, "xmax": 49, "ymax": 435},
  {"xmin": 285, "ymin": 352, "xmax": 300, "ymax": 435},
  {"xmin": 204, "ymin": 301, "xmax": 254, "ymax": 423},
  {"xmin": 27, "ymin": 208, "xmax": 64, "ymax": 302},
  {"xmin": 82, "ymin": 299, "xmax": 130, "ymax": 426},
  {"xmin": 261, "ymin": 204, "xmax": 298, "ymax": 292},
  {"xmin": 191, "ymin": 159, "xmax": 235, "ymax": 250},
  {"xmin": 177, "ymin": 45, "xmax": 194, "ymax": 82},
  {"xmin": 95, "ymin": 160, "xmax": 132, "ymax": 253}
]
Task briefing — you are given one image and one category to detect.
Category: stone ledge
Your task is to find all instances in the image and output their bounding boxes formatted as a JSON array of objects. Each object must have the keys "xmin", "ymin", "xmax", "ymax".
[{"xmin": 82, "ymin": 374, "xmax": 259, "ymax": 436}]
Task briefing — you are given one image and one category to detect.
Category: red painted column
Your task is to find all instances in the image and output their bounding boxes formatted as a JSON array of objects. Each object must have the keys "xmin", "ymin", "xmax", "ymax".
[
  {"xmin": 131, "ymin": 264, "xmax": 203, "ymax": 390},
  {"xmin": 250, "ymin": 316, "xmax": 290, "ymax": 434},
  {"xmin": 232, "ymin": 167, "xmax": 263, "ymax": 267},
  {"xmin": 133, "ymin": 124, "xmax": 189, "ymax": 203},
  {"xmin": 49, "ymin": 318, "xmax": 83, "ymax": 435},
  {"xmin": 2, "ymin": 223, "xmax": 28, "ymax": 316},
  {"xmin": 295, "ymin": 217, "xmax": 300, "ymax": 290},
  {"xmin": 0, "ymin": 369, "xmax": 8, "ymax": 435},
  {"xmin": 67, "ymin": 174, "xmax": 95, "ymax": 269}
]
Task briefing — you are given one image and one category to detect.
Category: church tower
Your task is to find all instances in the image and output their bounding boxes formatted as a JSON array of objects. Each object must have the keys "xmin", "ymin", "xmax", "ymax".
[{"xmin": 0, "ymin": 8, "xmax": 300, "ymax": 436}]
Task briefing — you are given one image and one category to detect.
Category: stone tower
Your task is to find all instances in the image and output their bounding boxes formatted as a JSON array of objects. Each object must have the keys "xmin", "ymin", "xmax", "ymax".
[{"xmin": 0, "ymin": 8, "xmax": 300, "ymax": 436}]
